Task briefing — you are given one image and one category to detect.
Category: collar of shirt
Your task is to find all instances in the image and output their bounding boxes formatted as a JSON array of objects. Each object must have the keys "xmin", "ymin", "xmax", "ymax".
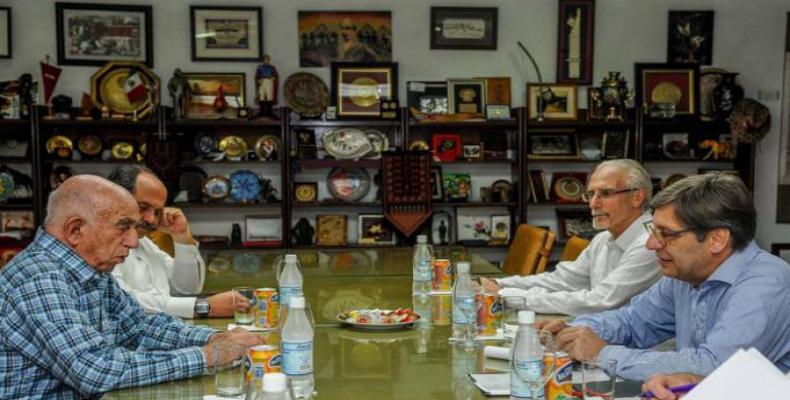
[
  {"xmin": 33, "ymin": 228, "xmax": 102, "ymax": 286},
  {"xmin": 610, "ymin": 212, "xmax": 653, "ymax": 251},
  {"xmin": 703, "ymin": 240, "xmax": 760, "ymax": 286}
]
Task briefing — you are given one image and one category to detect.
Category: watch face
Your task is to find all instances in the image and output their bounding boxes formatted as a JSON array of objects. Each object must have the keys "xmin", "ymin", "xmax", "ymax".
[{"xmin": 195, "ymin": 300, "xmax": 210, "ymax": 315}]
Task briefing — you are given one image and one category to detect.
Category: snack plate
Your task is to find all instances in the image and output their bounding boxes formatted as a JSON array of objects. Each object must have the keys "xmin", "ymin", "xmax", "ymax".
[{"xmin": 337, "ymin": 309, "xmax": 421, "ymax": 331}]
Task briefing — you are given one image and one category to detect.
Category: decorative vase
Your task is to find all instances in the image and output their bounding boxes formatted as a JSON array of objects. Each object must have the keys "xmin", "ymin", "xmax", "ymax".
[{"xmin": 713, "ymin": 73, "xmax": 744, "ymax": 120}]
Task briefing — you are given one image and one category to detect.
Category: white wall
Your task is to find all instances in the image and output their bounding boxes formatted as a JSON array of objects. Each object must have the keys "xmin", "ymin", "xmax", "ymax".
[{"xmin": 2, "ymin": 0, "xmax": 789, "ymax": 247}]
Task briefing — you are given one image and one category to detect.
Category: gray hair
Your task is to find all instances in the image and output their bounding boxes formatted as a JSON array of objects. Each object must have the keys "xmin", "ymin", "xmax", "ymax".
[
  {"xmin": 650, "ymin": 173, "xmax": 755, "ymax": 251},
  {"xmin": 107, "ymin": 165, "xmax": 154, "ymax": 193},
  {"xmin": 592, "ymin": 159, "xmax": 653, "ymax": 211}
]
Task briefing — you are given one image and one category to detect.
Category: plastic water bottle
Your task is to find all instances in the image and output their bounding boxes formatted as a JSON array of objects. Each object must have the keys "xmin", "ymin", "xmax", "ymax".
[
  {"xmin": 412, "ymin": 235, "xmax": 433, "ymax": 295},
  {"xmin": 278, "ymin": 254, "xmax": 303, "ymax": 311},
  {"xmin": 451, "ymin": 261, "xmax": 476, "ymax": 340},
  {"xmin": 281, "ymin": 296, "xmax": 314, "ymax": 399},
  {"xmin": 248, "ymin": 372, "xmax": 289, "ymax": 400},
  {"xmin": 510, "ymin": 310, "xmax": 544, "ymax": 400}
]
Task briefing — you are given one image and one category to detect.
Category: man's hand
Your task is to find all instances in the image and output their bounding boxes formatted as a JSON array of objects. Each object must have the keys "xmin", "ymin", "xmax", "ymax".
[
  {"xmin": 203, "ymin": 328, "xmax": 264, "ymax": 370},
  {"xmin": 478, "ymin": 277, "xmax": 501, "ymax": 294},
  {"xmin": 158, "ymin": 207, "xmax": 195, "ymax": 244},
  {"xmin": 555, "ymin": 326, "xmax": 607, "ymax": 362},
  {"xmin": 206, "ymin": 291, "xmax": 249, "ymax": 318},
  {"xmin": 535, "ymin": 319, "xmax": 568, "ymax": 335},
  {"xmin": 642, "ymin": 373, "xmax": 703, "ymax": 400}
]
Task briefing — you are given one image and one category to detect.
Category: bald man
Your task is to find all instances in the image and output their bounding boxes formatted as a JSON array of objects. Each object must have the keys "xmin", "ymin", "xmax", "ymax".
[{"xmin": 0, "ymin": 175, "xmax": 262, "ymax": 398}]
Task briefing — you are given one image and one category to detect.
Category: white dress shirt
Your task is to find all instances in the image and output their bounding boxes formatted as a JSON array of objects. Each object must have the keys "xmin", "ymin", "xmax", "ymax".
[
  {"xmin": 496, "ymin": 213, "xmax": 660, "ymax": 316},
  {"xmin": 111, "ymin": 237, "xmax": 206, "ymax": 319}
]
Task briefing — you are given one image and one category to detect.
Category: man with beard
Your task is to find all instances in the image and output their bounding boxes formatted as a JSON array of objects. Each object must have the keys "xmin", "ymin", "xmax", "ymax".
[
  {"xmin": 480, "ymin": 159, "xmax": 661, "ymax": 315},
  {"xmin": 109, "ymin": 165, "xmax": 244, "ymax": 319}
]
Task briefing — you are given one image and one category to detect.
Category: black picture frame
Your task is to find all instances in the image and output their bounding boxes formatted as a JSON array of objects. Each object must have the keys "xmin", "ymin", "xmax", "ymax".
[
  {"xmin": 56, "ymin": 3, "xmax": 153, "ymax": 67},
  {"xmin": 557, "ymin": 0, "xmax": 595, "ymax": 84},
  {"xmin": 331, "ymin": 61, "xmax": 398, "ymax": 118},
  {"xmin": 602, "ymin": 130, "xmax": 630, "ymax": 159},
  {"xmin": 667, "ymin": 10, "xmax": 714, "ymax": 65},
  {"xmin": 448, "ymin": 79, "xmax": 486, "ymax": 114},
  {"xmin": 190, "ymin": 6, "xmax": 263, "ymax": 62},
  {"xmin": 407, "ymin": 81, "xmax": 449, "ymax": 115},
  {"xmin": 528, "ymin": 131, "xmax": 579, "ymax": 159},
  {"xmin": 430, "ymin": 7, "xmax": 498, "ymax": 50},
  {"xmin": 0, "ymin": 7, "xmax": 11, "ymax": 59},
  {"xmin": 430, "ymin": 166, "xmax": 444, "ymax": 201}
]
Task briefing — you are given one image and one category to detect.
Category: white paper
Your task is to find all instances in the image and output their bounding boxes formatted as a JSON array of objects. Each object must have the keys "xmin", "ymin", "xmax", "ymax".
[
  {"xmin": 470, "ymin": 373, "xmax": 509, "ymax": 396},
  {"xmin": 484, "ymin": 345, "xmax": 511, "ymax": 360},
  {"xmin": 684, "ymin": 348, "xmax": 790, "ymax": 400},
  {"xmin": 409, "ymin": 82, "xmax": 426, "ymax": 92},
  {"xmin": 227, "ymin": 323, "xmax": 274, "ymax": 332},
  {"xmin": 448, "ymin": 329, "xmax": 506, "ymax": 342}
]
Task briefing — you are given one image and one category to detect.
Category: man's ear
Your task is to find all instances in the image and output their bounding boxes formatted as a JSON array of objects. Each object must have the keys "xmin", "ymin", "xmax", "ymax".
[
  {"xmin": 633, "ymin": 188, "xmax": 646, "ymax": 209},
  {"xmin": 707, "ymin": 228, "xmax": 731, "ymax": 254},
  {"xmin": 62, "ymin": 216, "xmax": 85, "ymax": 247}
]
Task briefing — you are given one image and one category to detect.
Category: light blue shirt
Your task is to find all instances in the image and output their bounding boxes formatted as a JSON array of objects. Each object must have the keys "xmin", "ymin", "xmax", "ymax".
[{"xmin": 572, "ymin": 241, "xmax": 790, "ymax": 381}]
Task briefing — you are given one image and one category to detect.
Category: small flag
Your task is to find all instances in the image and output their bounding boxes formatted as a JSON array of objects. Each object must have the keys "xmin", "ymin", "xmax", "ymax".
[
  {"xmin": 40, "ymin": 59, "xmax": 62, "ymax": 105},
  {"xmin": 124, "ymin": 69, "xmax": 147, "ymax": 103}
]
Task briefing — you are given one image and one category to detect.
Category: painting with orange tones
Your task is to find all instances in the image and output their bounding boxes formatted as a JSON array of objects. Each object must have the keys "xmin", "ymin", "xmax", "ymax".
[
  {"xmin": 183, "ymin": 72, "xmax": 246, "ymax": 119},
  {"xmin": 298, "ymin": 11, "xmax": 392, "ymax": 67}
]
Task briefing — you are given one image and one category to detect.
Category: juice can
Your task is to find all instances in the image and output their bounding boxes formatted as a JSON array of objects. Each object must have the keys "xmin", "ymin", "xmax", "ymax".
[
  {"xmin": 431, "ymin": 294, "xmax": 452, "ymax": 325},
  {"xmin": 245, "ymin": 344, "xmax": 282, "ymax": 384},
  {"xmin": 476, "ymin": 293, "xmax": 502, "ymax": 336},
  {"xmin": 544, "ymin": 351, "xmax": 573, "ymax": 400},
  {"xmin": 432, "ymin": 259, "xmax": 454, "ymax": 291},
  {"xmin": 254, "ymin": 288, "xmax": 279, "ymax": 329}
]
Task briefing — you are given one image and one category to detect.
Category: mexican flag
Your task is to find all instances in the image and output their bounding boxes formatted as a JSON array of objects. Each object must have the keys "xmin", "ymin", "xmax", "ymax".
[{"xmin": 125, "ymin": 69, "xmax": 147, "ymax": 103}]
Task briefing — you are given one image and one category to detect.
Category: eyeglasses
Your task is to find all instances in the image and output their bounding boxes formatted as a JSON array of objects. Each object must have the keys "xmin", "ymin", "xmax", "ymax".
[
  {"xmin": 581, "ymin": 187, "xmax": 639, "ymax": 203},
  {"xmin": 643, "ymin": 220, "xmax": 694, "ymax": 247}
]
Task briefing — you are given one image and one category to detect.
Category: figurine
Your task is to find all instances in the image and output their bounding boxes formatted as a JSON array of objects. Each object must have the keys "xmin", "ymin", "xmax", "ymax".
[
  {"xmin": 231, "ymin": 223, "xmax": 242, "ymax": 246},
  {"xmin": 17, "ymin": 73, "xmax": 34, "ymax": 119},
  {"xmin": 167, "ymin": 68, "xmax": 187, "ymax": 120},
  {"xmin": 438, "ymin": 220, "xmax": 448, "ymax": 245},
  {"xmin": 261, "ymin": 179, "xmax": 279, "ymax": 203},
  {"xmin": 213, "ymin": 85, "xmax": 227, "ymax": 113},
  {"xmin": 255, "ymin": 54, "xmax": 278, "ymax": 117},
  {"xmin": 292, "ymin": 218, "xmax": 315, "ymax": 246}
]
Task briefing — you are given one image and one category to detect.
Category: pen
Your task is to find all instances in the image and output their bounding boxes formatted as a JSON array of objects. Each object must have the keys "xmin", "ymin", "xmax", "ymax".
[{"xmin": 640, "ymin": 383, "xmax": 697, "ymax": 398}]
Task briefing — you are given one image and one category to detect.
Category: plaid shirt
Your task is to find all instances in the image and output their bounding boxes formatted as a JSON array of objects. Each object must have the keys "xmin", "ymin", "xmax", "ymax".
[{"xmin": 0, "ymin": 229, "xmax": 217, "ymax": 399}]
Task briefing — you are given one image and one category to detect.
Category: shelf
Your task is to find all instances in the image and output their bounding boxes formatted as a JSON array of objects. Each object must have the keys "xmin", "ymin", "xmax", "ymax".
[
  {"xmin": 525, "ymin": 202, "xmax": 587, "ymax": 207},
  {"xmin": 43, "ymin": 159, "xmax": 144, "ymax": 164},
  {"xmin": 643, "ymin": 159, "xmax": 737, "ymax": 164},
  {"xmin": 642, "ymin": 118, "xmax": 728, "ymax": 129},
  {"xmin": 176, "ymin": 202, "xmax": 283, "ymax": 209},
  {"xmin": 434, "ymin": 159, "xmax": 517, "ymax": 165},
  {"xmin": 297, "ymin": 159, "xmax": 381, "ymax": 169},
  {"xmin": 0, "ymin": 119, "xmax": 30, "ymax": 128},
  {"xmin": 292, "ymin": 201, "xmax": 381, "ymax": 208},
  {"xmin": 435, "ymin": 202, "xmax": 517, "ymax": 208},
  {"xmin": 290, "ymin": 119, "xmax": 400, "ymax": 128},
  {"xmin": 409, "ymin": 119, "xmax": 518, "ymax": 129},
  {"xmin": 40, "ymin": 118, "xmax": 158, "ymax": 127},
  {"xmin": 168, "ymin": 118, "xmax": 281, "ymax": 128},
  {"xmin": 181, "ymin": 159, "xmax": 282, "ymax": 165},
  {"xmin": 0, "ymin": 157, "xmax": 32, "ymax": 163},
  {"xmin": 527, "ymin": 158, "xmax": 602, "ymax": 163}
]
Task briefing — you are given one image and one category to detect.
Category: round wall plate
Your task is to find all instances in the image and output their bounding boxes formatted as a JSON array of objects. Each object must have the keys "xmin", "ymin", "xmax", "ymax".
[
  {"xmin": 363, "ymin": 130, "xmax": 389, "ymax": 159},
  {"xmin": 323, "ymin": 128, "xmax": 373, "ymax": 160},
  {"xmin": 77, "ymin": 135, "xmax": 102, "ymax": 156},
  {"xmin": 0, "ymin": 172, "xmax": 15, "ymax": 202},
  {"xmin": 230, "ymin": 170, "xmax": 261, "ymax": 202},
  {"xmin": 284, "ymin": 72, "xmax": 329, "ymax": 118},
  {"xmin": 203, "ymin": 175, "xmax": 231, "ymax": 201},
  {"xmin": 326, "ymin": 167, "xmax": 371, "ymax": 202},
  {"xmin": 219, "ymin": 135, "xmax": 248, "ymax": 159},
  {"xmin": 254, "ymin": 135, "xmax": 281, "ymax": 161},
  {"xmin": 111, "ymin": 142, "xmax": 135, "ymax": 160}
]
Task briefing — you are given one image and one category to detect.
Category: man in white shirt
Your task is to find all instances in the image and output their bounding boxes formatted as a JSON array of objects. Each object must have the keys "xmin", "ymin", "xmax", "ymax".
[
  {"xmin": 480, "ymin": 159, "xmax": 661, "ymax": 315},
  {"xmin": 108, "ymin": 165, "xmax": 245, "ymax": 319}
]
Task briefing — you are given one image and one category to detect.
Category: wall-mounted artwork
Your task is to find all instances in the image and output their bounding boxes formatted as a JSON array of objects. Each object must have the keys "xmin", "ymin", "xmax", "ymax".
[
  {"xmin": 0, "ymin": 8, "xmax": 11, "ymax": 58},
  {"xmin": 430, "ymin": 7, "xmax": 498, "ymax": 50},
  {"xmin": 298, "ymin": 11, "xmax": 392, "ymax": 67},
  {"xmin": 557, "ymin": 0, "xmax": 595, "ymax": 84},
  {"xmin": 667, "ymin": 10, "xmax": 714, "ymax": 65},
  {"xmin": 190, "ymin": 6, "xmax": 262, "ymax": 62}
]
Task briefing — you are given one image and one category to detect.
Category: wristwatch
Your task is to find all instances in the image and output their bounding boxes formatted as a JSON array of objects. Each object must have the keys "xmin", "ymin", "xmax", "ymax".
[{"xmin": 194, "ymin": 296, "xmax": 210, "ymax": 319}]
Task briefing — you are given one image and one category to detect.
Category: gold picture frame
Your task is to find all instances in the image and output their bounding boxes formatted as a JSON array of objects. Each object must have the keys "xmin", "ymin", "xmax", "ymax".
[
  {"xmin": 331, "ymin": 62, "xmax": 398, "ymax": 118},
  {"xmin": 317, "ymin": 214, "xmax": 348, "ymax": 246},
  {"xmin": 527, "ymin": 84, "xmax": 578, "ymax": 120},
  {"xmin": 183, "ymin": 72, "xmax": 246, "ymax": 119}
]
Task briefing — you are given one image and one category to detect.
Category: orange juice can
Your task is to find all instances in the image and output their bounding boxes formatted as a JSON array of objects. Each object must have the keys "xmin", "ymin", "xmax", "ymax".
[
  {"xmin": 245, "ymin": 344, "xmax": 281, "ymax": 384},
  {"xmin": 254, "ymin": 288, "xmax": 279, "ymax": 329},
  {"xmin": 544, "ymin": 351, "xmax": 573, "ymax": 400},
  {"xmin": 476, "ymin": 293, "xmax": 502, "ymax": 335},
  {"xmin": 432, "ymin": 259, "xmax": 453, "ymax": 291},
  {"xmin": 431, "ymin": 294, "xmax": 452, "ymax": 325}
]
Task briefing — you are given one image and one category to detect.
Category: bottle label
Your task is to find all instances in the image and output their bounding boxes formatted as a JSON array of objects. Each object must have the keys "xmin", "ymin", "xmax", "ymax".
[
  {"xmin": 282, "ymin": 341, "xmax": 313, "ymax": 375},
  {"xmin": 414, "ymin": 259, "xmax": 432, "ymax": 282},
  {"xmin": 279, "ymin": 286, "xmax": 302, "ymax": 308},
  {"xmin": 452, "ymin": 296, "xmax": 476, "ymax": 324},
  {"xmin": 510, "ymin": 359, "xmax": 544, "ymax": 399}
]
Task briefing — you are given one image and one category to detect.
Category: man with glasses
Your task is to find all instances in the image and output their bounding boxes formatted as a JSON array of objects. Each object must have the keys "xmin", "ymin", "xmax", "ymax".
[
  {"xmin": 540, "ymin": 173, "xmax": 790, "ymax": 381},
  {"xmin": 108, "ymin": 165, "xmax": 246, "ymax": 319},
  {"xmin": 480, "ymin": 159, "xmax": 661, "ymax": 315}
]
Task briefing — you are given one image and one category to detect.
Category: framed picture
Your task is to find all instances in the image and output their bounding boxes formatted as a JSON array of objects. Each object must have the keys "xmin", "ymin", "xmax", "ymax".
[
  {"xmin": 190, "ymin": 6, "xmax": 262, "ymax": 62},
  {"xmin": 430, "ymin": 166, "xmax": 444, "ymax": 201},
  {"xmin": 430, "ymin": 7, "xmax": 498, "ymax": 50},
  {"xmin": 528, "ymin": 131, "xmax": 579, "ymax": 159},
  {"xmin": 432, "ymin": 134, "xmax": 462, "ymax": 162},
  {"xmin": 293, "ymin": 182, "xmax": 318, "ymax": 203},
  {"xmin": 331, "ymin": 62, "xmax": 398, "ymax": 118},
  {"xmin": 557, "ymin": 0, "xmax": 595, "ymax": 84},
  {"xmin": 443, "ymin": 173, "xmax": 472, "ymax": 202},
  {"xmin": 456, "ymin": 212, "xmax": 491, "ymax": 244},
  {"xmin": 668, "ymin": 11, "xmax": 714, "ymax": 65},
  {"xmin": 587, "ymin": 87, "xmax": 606, "ymax": 120},
  {"xmin": 0, "ymin": 8, "xmax": 10, "ymax": 58},
  {"xmin": 183, "ymin": 73, "xmax": 246, "ymax": 119},
  {"xmin": 578, "ymin": 132, "xmax": 603, "ymax": 160},
  {"xmin": 602, "ymin": 130, "xmax": 630, "ymax": 159},
  {"xmin": 481, "ymin": 77, "xmax": 511, "ymax": 106},
  {"xmin": 447, "ymin": 79, "xmax": 486, "ymax": 114},
  {"xmin": 245, "ymin": 215, "xmax": 282, "ymax": 244},
  {"xmin": 407, "ymin": 81, "xmax": 449, "ymax": 115},
  {"xmin": 296, "ymin": 129, "xmax": 317, "ymax": 159},
  {"xmin": 635, "ymin": 63, "xmax": 700, "ymax": 117},
  {"xmin": 556, "ymin": 208, "xmax": 599, "ymax": 240},
  {"xmin": 316, "ymin": 214, "xmax": 348, "ymax": 246},
  {"xmin": 529, "ymin": 169, "xmax": 551, "ymax": 202},
  {"xmin": 662, "ymin": 132, "xmax": 694, "ymax": 159},
  {"xmin": 431, "ymin": 210, "xmax": 453, "ymax": 245},
  {"xmin": 527, "ymin": 84, "xmax": 578, "ymax": 120},
  {"xmin": 462, "ymin": 144, "xmax": 482, "ymax": 160},
  {"xmin": 357, "ymin": 214, "xmax": 396, "ymax": 245},
  {"xmin": 490, "ymin": 214, "xmax": 511, "ymax": 243},
  {"xmin": 771, "ymin": 243, "xmax": 790, "ymax": 264},
  {"xmin": 298, "ymin": 11, "xmax": 392, "ymax": 67},
  {"xmin": 56, "ymin": 3, "xmax": 153, "ymax": 67}
]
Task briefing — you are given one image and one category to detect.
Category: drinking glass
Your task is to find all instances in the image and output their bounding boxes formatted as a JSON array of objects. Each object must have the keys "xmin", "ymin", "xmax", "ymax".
[
  {"xmin": 510, "ymin": 330, "xmax": 556, "ymax": 400},
  {"xmin": 232, "ymin": 287, "xmax": 255, "ymax": 325},
  {"xmin": 582, "ymin": 360, "xmax": 617, "ymax": 400},
  {"xmin": 501, "ymin": 296, "xmax": 527, "ymax": 339},
  {"xmin": 209, "ymin": 343, "xmax": 247, "ymax": 398},
  {"xmin": 461, "ymin": 289, "xmax": 482, "ymax": 350}
]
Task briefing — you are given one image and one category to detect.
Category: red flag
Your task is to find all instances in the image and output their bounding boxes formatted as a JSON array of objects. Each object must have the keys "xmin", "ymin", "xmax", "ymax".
[
  {"xmin": 124, "ymin": 70, "xmax": 147, "ymax": 103},
  {"xmin": 40, "ymin": 61, "xmax": 62, "ymax": 105}
]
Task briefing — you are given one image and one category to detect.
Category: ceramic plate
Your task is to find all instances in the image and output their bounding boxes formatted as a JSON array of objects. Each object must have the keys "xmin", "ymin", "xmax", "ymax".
[
  {"xmin": 194, "ymin": 133, "xmax": 218, "ymax": 156},
  {"xmin": 326, "ymin": 167, "xmax": 371, "ymax": 202},
  {"xmin": 254, "ymin": 135, "xmax": 281, "ymax": 161},
  {"xmin": 49, "ymin": 166, "xmax": 74, "ymax": 190},
  {"xmin": 46, "ymin": 135, "xmax": 73, "ymax": 158},
  {"xmin": 93, "ymin": 62, "xmax": 157, "ymax": 116},
  {"xmin": 284, "ymin": 72, "xmax": 329, "ymax": 118},
  {"xmin": 219, "ymin": 135, "xmax": 248, "ymax": 159},
  {"xmin": 111, "ymin": 142, "xmax": 135, "ymax": 160},
  {"xmin": 337, "ymin": 309, "xmax": 421, "ymax": 331},
  {"xmin": 363, "ymin": 130, "xmax": 389, "ymax": 159},
  {"xmin": 323, "ymin": 128, "xmax": 373, "ymax": 160},
  {"xmin": 554, "ymin": 176, "xmax": 584, "ymax": 202},
  {"xmin": 0, "ymin": 172, "xmax": 14, "ymax": 202},
  {"xmin": 230, "ymin": 170, "xmax": 262, "ymax": 202},
  {"xmin": 203, "ymin": 175, "xmax": 231, "ymax": 201},
  {"xmin": 77, "ymin": 135, "xmax": 102, "ymax": 156}
]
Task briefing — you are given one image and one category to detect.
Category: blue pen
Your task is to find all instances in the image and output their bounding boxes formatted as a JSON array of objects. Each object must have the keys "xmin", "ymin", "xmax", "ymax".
[{"xmin": 640, "ymin": 383, "xmax": 697, "ymax": 398}]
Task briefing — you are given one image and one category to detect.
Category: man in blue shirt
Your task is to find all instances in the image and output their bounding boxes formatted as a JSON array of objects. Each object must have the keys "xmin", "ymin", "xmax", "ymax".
[
  {"xmin": 0, "ymin": 175, "xmax": 262, "ymax": 398},
  {"xmin": 538, "ymin": 173, "xmax": 790, "ymax": 381}
]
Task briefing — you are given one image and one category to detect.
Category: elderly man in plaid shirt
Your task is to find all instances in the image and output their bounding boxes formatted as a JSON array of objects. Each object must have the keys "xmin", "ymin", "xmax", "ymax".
[{"xmin": 0, "ymin": 175, "xmax": 262, "ymax": 398}]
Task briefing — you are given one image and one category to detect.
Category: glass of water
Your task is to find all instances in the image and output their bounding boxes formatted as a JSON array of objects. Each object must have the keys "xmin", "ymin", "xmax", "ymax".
[
  {"xmin": 209, "ymin": 343, "xmax": 247, "ymax": 398},
  {"xmin": 501, "ymin": 296, "xmax": 527, "ymax": 339},
  {"xmin": 232, "ymin": 287, "xmax": 255, "ymax": 325}
]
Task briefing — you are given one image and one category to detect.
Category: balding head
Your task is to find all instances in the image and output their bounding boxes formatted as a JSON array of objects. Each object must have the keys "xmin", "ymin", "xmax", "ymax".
[{"xmin": 45, "ymin": 175, "xmax": 136, "ymax": 228}]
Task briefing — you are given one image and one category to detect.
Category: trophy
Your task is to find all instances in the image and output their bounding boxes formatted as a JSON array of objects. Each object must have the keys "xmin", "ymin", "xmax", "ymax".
[{"xmin": 599, "ymin": 71, "xmax": 632, "ymax": 122}]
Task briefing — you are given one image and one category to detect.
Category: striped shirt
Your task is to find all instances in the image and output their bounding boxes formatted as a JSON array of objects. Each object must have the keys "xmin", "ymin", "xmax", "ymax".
[{"xmin": 0, "ymin": 229, "xmax": 217, "ymax": 399}]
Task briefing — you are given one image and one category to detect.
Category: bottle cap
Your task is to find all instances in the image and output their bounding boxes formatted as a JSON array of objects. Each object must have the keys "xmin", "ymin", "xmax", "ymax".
[
  {"xmin": 285, "ymin": 254, "xmax": 298, "ymax": 263},
  {"xmin": 518, "ymin": 310, "xmax": 535, "ymax": 324},
  {"xmin": 290, "ymin": 296, "xmax": 305, "ymax": 309},
  {"xmin": 417, "ymin": 235, "xmax": 427, "ymax": 244},
  {"xmin": 262, "ymin": 372, "xmax": 288, "ymax": 393},
  {"xmin": 456, "ymin": 262, "xmax": 470, "ymax": 274}
]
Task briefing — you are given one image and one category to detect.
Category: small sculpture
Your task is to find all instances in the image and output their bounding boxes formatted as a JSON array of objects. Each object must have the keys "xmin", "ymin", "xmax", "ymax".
[
  {"xmin": 231, "ymin": 223, "xmax": 242, "ymax": 246},
  {"xmin": 438, "ymin": 220, "xmax": 448, "ymax": 245},
  {"xmin": 292, "ymin": 218, "xmax": 315, "ymax": 246},
  {"xmin": 213, "ymin": 85, "xmax": 227, "ymax": 113},
  {"xmin": 255, "ymin": 54, "xmax": 278, "ymax": 117},
  {"xmin": 167, "ymin": 68, "xmax": 187, "ymax": 120},
  {"xmin": 17, "ymin": 73, "xmax": 34, "ymax": 119},
  {"xmin": 699, "ymin": 139, "xmax": 735, "ymax": 160}
]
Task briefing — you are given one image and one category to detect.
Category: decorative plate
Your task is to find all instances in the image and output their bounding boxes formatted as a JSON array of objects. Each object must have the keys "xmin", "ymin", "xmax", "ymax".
[
  {"xmin": 294, "ymin": 183, "xmax": 318, "ymax": 203},
  {"xmin": 178, "ymin": 166, "xmax": 208, "ymax": 203},
  {"xmin": 554, "ymin": 176, "xmax": 584, "ymax": 202},
  {"xmin": 77, "ymin": 135, "xmax": 102, "ymax": 156},
  {"xmin": 46, "ymin": 135, "xmax": 73, "ymax": 159},
  {"xmin": 194, "ymin": 133, "xmax": 218, "ymax": 156},
  {"xmin": 284, "ymin": 72, "xmax": 329, "ymax": 118},
  {"xmin": 49, "ymin": 166, "xmax": 74, "ymax": 190},
  {"xmin": 254, "ymin": 135, "xmax": 281, "ymax": 161},
  {"xmin": 230, "ymin": 170, "xmax": 262, "ymax": 203},
  {"xmin": 363, "ymin": 130, "xmax": 389, "ymax": 159},
  {"xmin": 337, "ymin": 309, "xmax": 421, "ymax": 331},
  {"xmin": 91, "ymin": 62, "xmax": 159, "ymax": 117},
  {"xmin": 111, "ymin": 142, "xmax": 135, "ymax": 160},
  {"xmin": 408, "ymin": 140, "xmax": 430, "ymax": 151},
  {"xmin": 327, "ymin": 167, "xmax": 371, "ymax": 202},
  {"xmin": 323, "ymin": 128, "xmax": 373, "ymax": 160},
  {"xmin": 203, "ymin": 175, "xmax": 231, "ymax": 201},
  {"xmin": 0, "ymin": 172, "xmax": 14, "ymax": 202},
  {"xmin": 219, "ymin": 135, "xmax": 248, "ymax": 159}
]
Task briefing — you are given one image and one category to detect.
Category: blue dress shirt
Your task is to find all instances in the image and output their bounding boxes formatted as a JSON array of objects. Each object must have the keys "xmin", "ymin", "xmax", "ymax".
[
  {"xmin": 572, "ymin": 241, "xmax": 790, "ymax": 381},
  {"xmin": 0, "ymin": 229, "xmax": 217, "ymax": 399}
]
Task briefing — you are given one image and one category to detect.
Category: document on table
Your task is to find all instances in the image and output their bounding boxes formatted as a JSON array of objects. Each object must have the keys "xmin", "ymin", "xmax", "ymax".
[
  {"xmin": 684, "ymin": 348, "xmax": 790, "ymax": 399},
  {"xmin": 469, "ymin": 373, "xmax": 640, "ymax": 399}
]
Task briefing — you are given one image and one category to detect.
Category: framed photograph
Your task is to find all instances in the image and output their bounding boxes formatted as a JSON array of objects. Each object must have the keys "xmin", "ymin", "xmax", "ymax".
[
  {"xmin": 190, "ymin": 6, "xmax": 262, "ymax": 62},
  {"xmin": 635, "ymin": 63, "xmax": 700, "ymax": 117},
  {"xmin": 528, "ymin": 131, "xmax": 579, "ymax": 159},
  {"xmin": 578, "ymin": 132, "xmax": 603, "ymax": 160},
  {"xmin": 587, "ymin": 87, "xmax": 606, "ymax": 120},
  {"xmin": 481, "ymin": 77, "xmax": 511, "ymax": 106},
  {"xmin": 296, "ymin": 129, "xmax": 317, "ymax": 159},
  {"xmin": 430, "ymin": 166, "xmax": 444, "ymax": 201},
  {"xmin": 556, "ymin": 208, "xmax": 599, "ymax": 240},
  {"xmin": 662, "ymin": 132, "xmax": 694, "ymax": 159},
  {"xmin": 293, "ymin": 182, "xmax": 318, "ymax": 203},
  {"xmin": 183, "ymin": 73, "xmax": 246, "ymax": 119},
  {"xmin": 56, "ymin": 3, "xmax": 153, "ymax": 67},
  {"xmin": 557, "ymin": 0, "xmax": 595, "ymax": 84},
  {"xmin": 432, "ymin": 134, "xmax": 462, "ymax": 162},
  {"xmin": 245, "ymin": 215, "xmax": 282, "ymax": 244},
  {"xmin": 0, "ymin": 8, "xmax": 10, "ymax": 59},
  {"xmin": 431, "ymin": 210, "xmax": 453, "ymax": 245},
  {"xmin": 448, "ymin": 79, "xmax": 486, "ymax": 114},
  {"xmin": 407, "ymin": 81, "xmax": 448, "ymax": 115},
  {"xmin": 490, "ymin": 214, "xmax": 511, "ymax": 244},
  {"xmin": 443, "ymin": 173, "xmax": 472, "ymax": 202},
  {"xmin": 527, "ymin": 84, "xmax": 578, "ymax": 120},
  {"xmin": 462, "ymin": 144, "xmax": 482, "ymax": 160},
  {"xmin": 602, "ymin": 130, "xmax": 630, "ymax": 159},
  {"xmin": 316, "ymin": 214, "xmax": 348, "ymax": 246},
  {"xmin": 456, "ymin": 212, "xmax": 491, "ymax": 243},
  {"xmin": 668, "ymin": 11, "xmax": 714, "ymax": 65},
  {"xmin": 331, "ymin": 62, "xmax": 398, "ymax": 118},
  {"xmin": 298, "ymin": 11, "xmax": 392, "ymax": 67},
  {"xmin": 357, "ymin": 214, "xmax": 396, "ymax": 245},
  {"xmin": 430, "ymin": 7, "xmax": 498, "ymax": 50},
  {"xmin": 771, "ymin": 243, "xmax": 790, "ymax": 264}
]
